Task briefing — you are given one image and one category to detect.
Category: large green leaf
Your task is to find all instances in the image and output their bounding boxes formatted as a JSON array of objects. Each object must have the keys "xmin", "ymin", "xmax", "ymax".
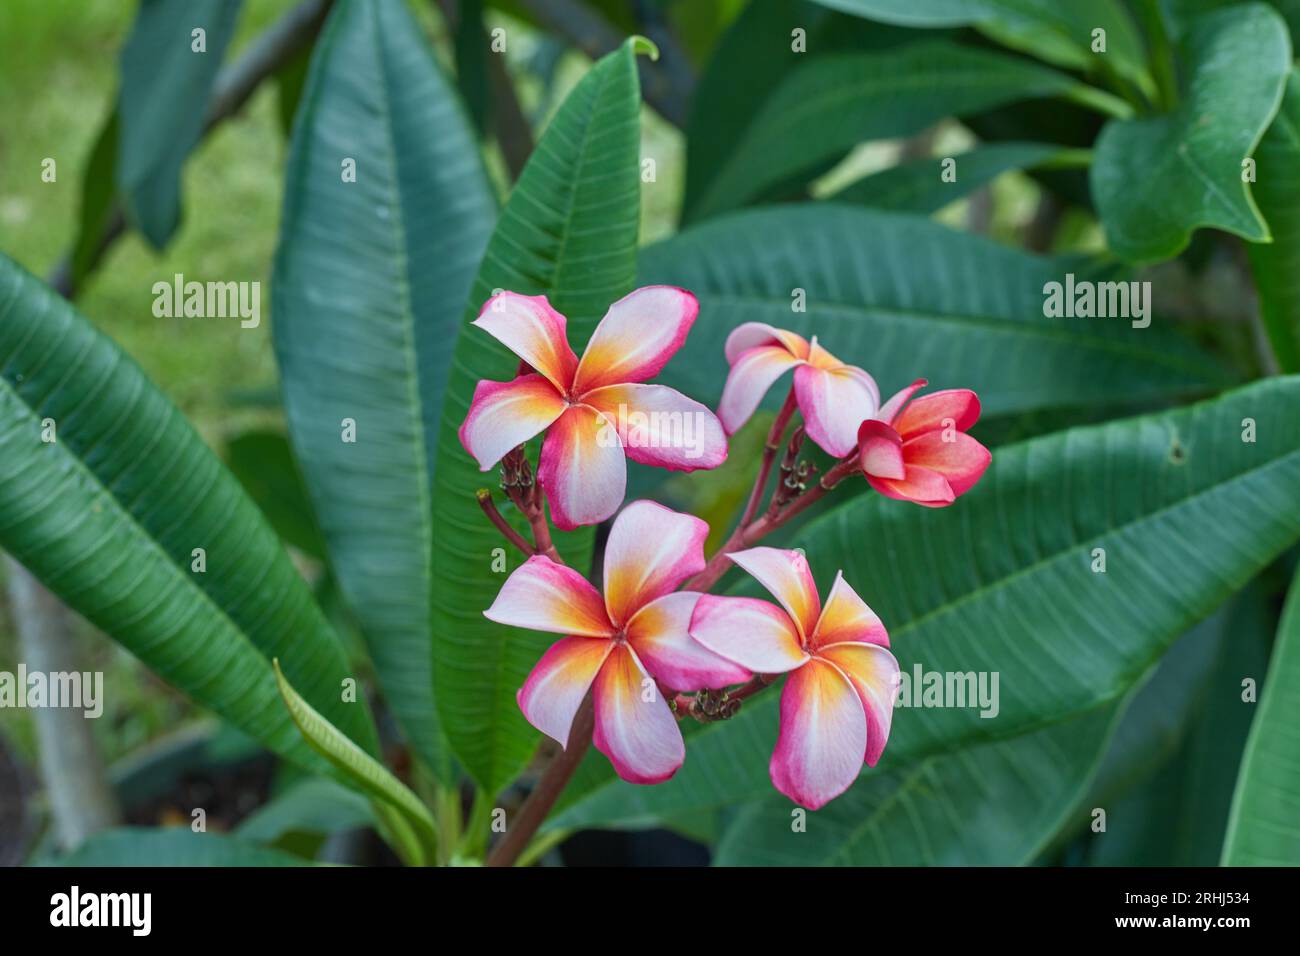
[
  {"xmin": 1222, "ymin": 563, "xmax": 1300, "ymax": 864},
  {"xmin": 117, "ymin": 0, "xmax": 243, "ymax": 247},
  {"xmin": 683, "ymin": 0, "xmax": 915, "ymax": 222},
  {"xmin": 551, "ymin": 377, "xmax": 1300, "ymax": 827},
  {"xmin": 1247, "ymin": 68, "xmax": 1300, "ymax": 373},
  {"xmin": 235, "ymin": 777, "xmax": 377, "ymax": 846},
  {"xmin": 714, "ymin": 704, "xmax": 1120, "ymax": 865},
  {"xmin": 641, "ymin": 205, "xmax": 1229, "ymax": 421},
  {"xmin": 828, "ymin": 141, "xmax": 1077, "ymax": 213},
  {"xmin": 272, "ymin": 0, "xmax": 495, "ymax": 781},
  {"xmin": 1091, "ymin": 3, "xmax": 1292, "ymax": 263},
  {"xmin": 39, "ymin": 828, "xmax": 313, "ymax": 867},
  {"xmin": 690, "ymin": 41, "xmax": 1099, "ymax": 221},
  {"xmin": 0, "ymin": 255, "xmax": 378, "ymax": 776},
  {"xmin": 429, "ymin": 38, "xmax": 648, "ymax": 795},
  {"xmin": 812, "ymin": 0, "xmax": 1151, "ymax": 91}
]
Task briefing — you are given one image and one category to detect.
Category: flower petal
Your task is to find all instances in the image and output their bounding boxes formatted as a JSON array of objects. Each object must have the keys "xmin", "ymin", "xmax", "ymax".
[
  {"xmin": 689, "ymin": 595, "xmax": 808, "ymax": 673},
  {"xmin": 810, "ymin": 572, "xmax": 889, "ymax": 649},
  {"xmin": 865, "ymin": 464, "xmax": 956, "ymax": 508},
  {"xmin": 857, "ymin": 419, "xmax": 906, "ymax": 481},
  {"xmin": 877, "ymin": 377, "xmax": 928, "ymax": 426},
  {"xmin": 817, "ymin": 642, "xmax": 900, "ymax": 767},
  {"xmin": 769, "ymin": 658, "xmax": 867, "ymax": 809},
  {"xmin": 723, "ymin": 322, "xmax": 809, "ymax": 363},
  {"xmin": 602, "ymin": 501, "xmax": 708, "ymax": 625},
  {"xmin": 794, "ymin": 363, "xmax": 879, "ymax": 457},
  {"xmin": 716, "ymin": 345, "xmax": 801, "ymax": 435},
  {"xmin": 727, "ymin": 546, "xmax": 821, "ymax": 641},
  {"xmin": 893, "ymin": 388, "xmax": 981, "ymax": 439},
  {"xmin": 457, "ymin": 374, "xmax": 567, "ymax": 470},
  {"xmin": 537, "ymin": 404, "xmax": 627, "ymax": 531},
  {"xmin": 517, "ymin": 636, "xmax": 613, "ymax": 747},
  {"xmin": 626, "ymin": 592, "xmax": 752, "ymax": 691},
  {"xmin": 472, "ymin": 292, "xmax": 578, "ymax": 392},
  {"xmin": 903, "ymin": 431, "xmax": 991, "ymax": 497},
  {"xmin": 592, "ymin": 643, "xmax": 685, "ymax": 784},
  {"xmin": 484, "ymin": 555, "xmax": 614, "ymax": 637},
  {"xmin": 584, "ymin": 383, "xmax": 727, "ymax": 472},
  {"xmin": 572, "ymin": 286, "xmax": 699, "ymax": 392}
]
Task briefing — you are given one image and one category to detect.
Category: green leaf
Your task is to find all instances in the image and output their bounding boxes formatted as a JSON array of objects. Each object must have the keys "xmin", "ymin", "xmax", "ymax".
[
  {"xmin": 272, "ymin": 0, "xmax": 496, "ymax": 781},
  {"xmin": 1085, "ymin": 586, "xmax": 1273, "ymax": 865},
  {"xmin": 1222, "ymin": 563, "xmax": 1300, "ymax": 864},
  {"xmin": 453, "ymin": 0, "xmax": 492, "ymax": 137},
  {"xmin": 812, "ymin": 0, "xmax": 1152, "ymax": 92},
  {"xmin": 235, "ymin": 777, "xmax": 377, "ymax": 846},
  {"xmin": 683, "ymin": 0, "xmax": 916, "ymax": 221},
  {"xmin": 429, "ymin": 38, "xmax": 646, "ymax": 795},
  {"xmin": 224, "ymin": 430, "xmax": 325, "ymax": 560},
  {"xmin": 828, "ymin": 141, "xmax": 1079, "ymax": 213},
  {"xmin": 0, "ymin": 255, "xmax": 379, "ymax": 774},
  {"xmin": 715, "ymin": 704, "xmax": 1122, "ymax": 865},
  {"xmin": 273, "ymin": 660, "xmax": 437, "ymax": 866},
  {"xmin": 690, "ymin": 41, "xmax": 1098, "ymax": 220},
  {"xmin": 641, "ymin": 205, "xmax": 1229, "ymax": 422},
  {"xmin": 39, "ymin": 828, "xmax": 315, "ymax": 867},
  {"xmin": 70, "ymin": 110, "xmax": 120, "ymax": 289},
  {"xmin": 551, "ymin": 377, "xmax": 1300, "ymax": 827},
  {"xmin": 1247, "ymin": 68, "xmax": 1300, "ymax": 373},
  {"xmin": 116, "ymin": 0, "xmax": 243, "ymax": 248},
  {"xmin": 1091, "ymin": 3, "xmax": 1292, "ymax": 263}
]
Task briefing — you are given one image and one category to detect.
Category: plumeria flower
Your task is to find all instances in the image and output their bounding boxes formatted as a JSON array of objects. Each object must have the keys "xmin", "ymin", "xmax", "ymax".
[
  {"xmin": 484, "ymin": 501, "xmax": 751, "ymax": 784},
  {"xmin": 717, "ymin": 322, "xmax": 879, "ymax": 457},
  {"xmin": 857, "ymin": 379, "xmax": 991, "ymax": 507},
  {"xmin": 689, "ymin": 547, "xmax": 899, "ymax": 809},
  {"xmin": 459, "ymin": 287, "xmax": 727, "ymax": 530}
]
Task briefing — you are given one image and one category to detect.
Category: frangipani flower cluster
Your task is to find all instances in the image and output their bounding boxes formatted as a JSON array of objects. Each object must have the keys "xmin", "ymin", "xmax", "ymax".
[{"xmin": 461, "ymin": 294, "xmax": 991, "ymax": 809}]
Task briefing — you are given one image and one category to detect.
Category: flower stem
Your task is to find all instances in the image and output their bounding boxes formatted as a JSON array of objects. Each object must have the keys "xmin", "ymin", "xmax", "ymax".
[
  {"xmin": 476, "ymin": 490, "xmax": 533, "ymax": 556},
  {"xmin": 485, "ymin": 694, "xmax": 594, "ymax": 867},
  {"xmin": 739, "ymin": 388, "xmax": 799, "ymax": 527}
]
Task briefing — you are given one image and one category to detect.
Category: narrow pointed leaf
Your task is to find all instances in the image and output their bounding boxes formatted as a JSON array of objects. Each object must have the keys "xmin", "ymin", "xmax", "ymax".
[
  {"xmin": 274, "ymin": 660, "xmax": 437, "ymax": 865},
  {"xmin": 0, "ymin": 255, "xmax": 378, "ymax": 777},
  {"xmin": 272, "ymin": 0, "xmax": 495, "ymax": 781},
  {"xmin": 828, "ymin": 142, "xmax": 1075, "ymax": 213},
  {"xmin": 429, "ymin": 38, "xmax": 646, "ymax": 794}
]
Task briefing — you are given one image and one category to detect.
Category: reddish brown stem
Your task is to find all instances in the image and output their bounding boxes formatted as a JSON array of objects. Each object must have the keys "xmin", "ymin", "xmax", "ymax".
[
  {"xmin": 477, "ymin": 490, "xmax": 533, "ymax": 556},
  {"xmin": 739, "ymin": 388, "xmax": 799, "ymax": 527},
  {"xmin": 485, "ymin": 694, "xmax": 594, "ymax": 867}
]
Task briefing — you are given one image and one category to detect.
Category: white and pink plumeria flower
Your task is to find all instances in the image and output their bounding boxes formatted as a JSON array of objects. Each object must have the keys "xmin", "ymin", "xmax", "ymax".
[
  {"xmin": 858, "ymin": 379, "xmax": 992, "ymax": 507},
  {"xmin": 484, "ymin": 501, "xmax": 750, "ymax": 784},
  {"xmin": 458, "ymin": 287, "xmax": 727, "ymax": 530},
  {"xmin": 689, "ymin": 547, "xmax": 900, "ymax": 810},
  {"xmin": 717, "ymin": 322, "xmax": 880, "ymax": 457}
]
